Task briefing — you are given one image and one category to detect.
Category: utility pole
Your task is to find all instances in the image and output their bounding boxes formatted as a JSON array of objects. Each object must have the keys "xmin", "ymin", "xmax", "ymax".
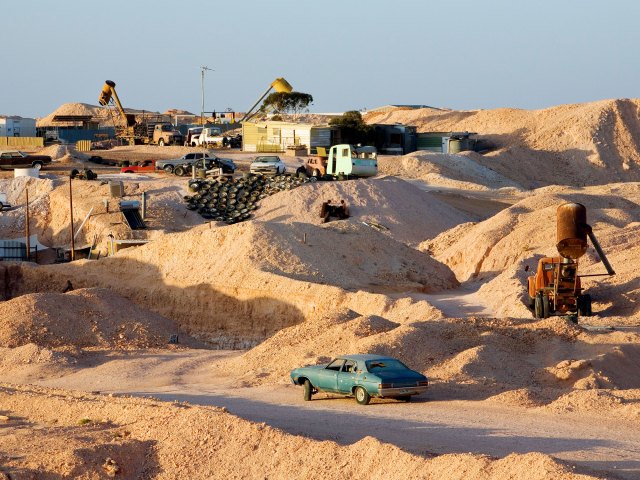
[
  {"xmin": 69, "ymin": 178, "xmax": 75, "ymax": 261},
  {"xmin": 25, "ymin": 186, "xmax": 30, "ymax": 261},
  {"xmin": 201, "ymin": 66, "xmax": 213, "ymax": 126}
]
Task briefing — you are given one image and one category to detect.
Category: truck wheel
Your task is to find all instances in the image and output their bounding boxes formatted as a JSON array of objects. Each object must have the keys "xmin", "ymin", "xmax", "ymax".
[
  {"xmin": 542, "ymin": 294, "xmax": 550, "ymax": 318},
  {"xmin": 528, "ymin": 295, "xmax": 535, "ymax": 309},
  {"xmin": 578, "ymin": 294, "xmax": 592, "ymax": 316},
  {"xmin": 302, "ymin": 380, "xmax": 313, "ymax": 401},
  {"xmin": 355, "ymin": 386, "xmax": 371, "ymax": 405},
  {"xmin": 534, "ymin": 292, "xmax": 544, "ymax": 318},
  {"xmin": 159, "ymin": 138, "xmax": 165, "ymax": 146}
]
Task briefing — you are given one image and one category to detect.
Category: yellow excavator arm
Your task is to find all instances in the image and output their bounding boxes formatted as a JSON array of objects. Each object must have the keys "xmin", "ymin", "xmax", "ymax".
[{"xmin": 98, "ymin": 80, "xmax": 135, "ymax": 127}]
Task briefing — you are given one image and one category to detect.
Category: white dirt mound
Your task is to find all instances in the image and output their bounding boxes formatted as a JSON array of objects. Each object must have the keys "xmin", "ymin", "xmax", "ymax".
[
  {"xmin": 379, "ymin": 151, "xmax": 524, "ymax": 191},
  {"xmin": 14, "ymin": 218, "xmax": 456, "ymax": 347},
  {"xmin": 0, "ymin": 288, "xmax": 181, "ymax": 349},
  {"xmin": 253, "ymin": 176, "xmax": 474, "ymax": 246},
  {"xmin": 366, "ymin": 99, "xmax": 640, "ymax": 188}
]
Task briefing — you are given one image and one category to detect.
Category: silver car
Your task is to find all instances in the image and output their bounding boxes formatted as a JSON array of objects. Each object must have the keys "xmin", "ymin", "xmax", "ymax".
[
  {"xmin": 156, "ymin": 152, "xmax": 214, "ymax": 173},
  {"xmin": 249, "ymin": 155, "xmax": 286, "ymax": 175}
]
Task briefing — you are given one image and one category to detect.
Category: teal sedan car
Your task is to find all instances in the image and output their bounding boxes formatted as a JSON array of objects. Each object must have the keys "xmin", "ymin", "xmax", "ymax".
[{"xmin": 290, "ymin": 354, "xmax": 428, "ymax": 405}]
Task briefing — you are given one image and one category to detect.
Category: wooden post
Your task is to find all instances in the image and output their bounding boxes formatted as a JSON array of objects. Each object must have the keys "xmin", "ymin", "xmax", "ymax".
[
  {"xmin": 25, "ymin": 186, "xmax": 30, "ymax": 261},
  {"xmin": 69, "ymin": 178, "xmax": 75, "ymax": 261}
]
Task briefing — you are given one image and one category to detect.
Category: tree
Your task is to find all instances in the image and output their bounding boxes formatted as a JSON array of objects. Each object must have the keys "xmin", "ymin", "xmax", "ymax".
[
  {"xmin": 329, "ymin": 110, "xmax": 374, "ymax": 145},
  {"xmin": 260, "ymin": 91, "xmax": 314, "ymax": 118}
]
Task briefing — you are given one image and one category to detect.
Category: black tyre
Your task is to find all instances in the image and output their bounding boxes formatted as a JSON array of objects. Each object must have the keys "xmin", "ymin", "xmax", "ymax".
[
  {"xmin": 578, "ymin": 294, "xmax": 592, "ymax": 317},
  {"xmin": 174, "ymin": 166, "xmax": 186, "ymax": 177},
  {"xmin": 542, "ymin": 294, "xmax": 550, "ymax": 318},
  {"xmin": 355, "ymin": 386, "xmax": 371, "ymax": 405},
  {"xmin": 302, "ymin": 379, "xmax": 313, "ymax": 401},
  {"xmin": 397, "ymin": 395, "xmax": 411, "ymax": 402},
  {"xmin": 534, "ymin": 292, "xmax": 544, "ymax": 319},
  {"xmin": 164, "ymin": 165, "xmax": 174, "ymax": 174},
  {"xmin": 70, "ymin": 168, "xmax": 79, "ymax": 179}
]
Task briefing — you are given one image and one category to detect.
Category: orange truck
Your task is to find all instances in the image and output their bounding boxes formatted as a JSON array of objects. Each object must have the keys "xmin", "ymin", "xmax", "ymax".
[{"xmin": 527, "ymin": 203, "xmax": 615, "ymax": 320}]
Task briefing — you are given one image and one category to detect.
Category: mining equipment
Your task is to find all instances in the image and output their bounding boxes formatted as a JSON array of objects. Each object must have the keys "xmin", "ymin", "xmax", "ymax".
[
  {"xmin": 98, "ymin": 80, "xmax": 183, "ymax": 146},
  {"xmin": 239, "ymin": 77, "xmax": 293, "ymax": 123},
  {"xmin": 527, "ymin": 202, "xmax": 615, "ymax": 320}
]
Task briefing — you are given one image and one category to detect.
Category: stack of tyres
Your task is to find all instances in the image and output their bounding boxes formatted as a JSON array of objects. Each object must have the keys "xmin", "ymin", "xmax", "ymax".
[{"xmin": 184, "ymin": 173, "xmax": 309, "ymax": 224}]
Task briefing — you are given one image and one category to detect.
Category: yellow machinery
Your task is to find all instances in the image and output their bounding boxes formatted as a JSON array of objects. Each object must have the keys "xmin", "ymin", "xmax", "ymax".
[
  {"xmin": 98, "ymin": 80, "xmax": 138, "ymax": 145},
  {"xmin": 240, "ymin": 77, "xmax": 293, "ymax": 123}
]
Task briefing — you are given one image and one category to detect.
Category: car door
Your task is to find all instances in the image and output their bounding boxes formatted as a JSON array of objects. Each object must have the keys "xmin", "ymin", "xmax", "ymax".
[
  {"xmin": 0, "ymin": 152, "xmax": 11, "ymax": 169},
  {"xmin": 337, "ymin": 360, "xmax": 357, "ymax": 393},
  {"xmin": 313, "ymin": 359, "xmax": 344, "ymax": 392}
]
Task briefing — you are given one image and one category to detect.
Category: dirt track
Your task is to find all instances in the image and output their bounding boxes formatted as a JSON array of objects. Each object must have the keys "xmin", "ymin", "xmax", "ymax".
[{"xmin": 20, "ymin": 348, "xmax": 640, "ymax": 480}]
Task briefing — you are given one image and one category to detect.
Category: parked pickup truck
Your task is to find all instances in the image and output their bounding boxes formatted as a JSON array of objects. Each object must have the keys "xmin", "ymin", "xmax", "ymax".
[
  {"xmin": 192, "ymin": 127, "xmax": 226, "ymax": 147},
  {"xmin": 0, "ymin": 150, "xmax": 52, "ymax": 170},
  {"xmin": 121, "ymin": 160, "xmax": 156, "ymax": 173}
]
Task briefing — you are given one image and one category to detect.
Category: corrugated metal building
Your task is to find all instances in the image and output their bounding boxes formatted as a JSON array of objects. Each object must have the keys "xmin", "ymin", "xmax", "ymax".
[
  {"xmin": 0, "ymin": 116, "xmax": 36, "ymax": 137},
  {"xmin": 373, "ymin": 124, "xmax": 417, "ymax": 154},
  {"xmin": 242, "ymin": 121, "xmax": 335, "ymax": 154},
  {"xmin": 417, "ymin": 132, "xmax": 476, "ymax": 153}
]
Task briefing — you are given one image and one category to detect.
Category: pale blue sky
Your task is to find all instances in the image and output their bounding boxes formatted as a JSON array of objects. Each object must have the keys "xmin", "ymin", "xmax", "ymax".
[{"xmin": 2, "ymin": 0, "xmax": 638, "ymax": 118}]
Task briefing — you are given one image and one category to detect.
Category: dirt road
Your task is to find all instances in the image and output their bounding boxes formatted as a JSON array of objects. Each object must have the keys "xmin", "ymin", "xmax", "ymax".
[{"xmin": 24, "ymin": 350, "xmax": 640, "ymax": 480}]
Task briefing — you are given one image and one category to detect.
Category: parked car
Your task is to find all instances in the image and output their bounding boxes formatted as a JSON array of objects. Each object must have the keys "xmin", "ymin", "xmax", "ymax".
[
  {"xmin": 155, "ymin": 152, "xmax": 215, "ymax": 173},
  {"xmin": 0, "ymin": 150, "xmax": 52, "ymax": 170},
  {"xmin": 290, "ymin": 354, "xmax": 428, "ymax": 405},
  {"xmin": 121, "ymin": 160, "xmax": 156, "ymax": 174},
  {"xmin": 249, "ymin": 155, "xmax": 286, "ymax": 175},
  {"xmin": 173, "ymin": 157, "xmax": 236, "ymax": 176}
]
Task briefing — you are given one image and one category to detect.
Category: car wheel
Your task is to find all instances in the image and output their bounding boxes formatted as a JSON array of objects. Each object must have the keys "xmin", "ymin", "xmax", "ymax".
[
  {"xmin": 303, "ymin": 379, "xmax": 313, "ymax": 401},
  {"xmin": 312, "ymin": 169, "xmax": 321, "ymax": 178},
  {"xmin": 174, "ymin": 166, "xmax": 186, "ymax": 176},
  {"xmin": 159, "ymin": 139, "xmax": 165, "ymax": 146},
  {"xmin": 32, "ymin": 161, "xmax": 43, "ymax": 170},
  {"xmin": 163, "ymin": 165, "xmax": 174, "ymax": 174},
  {"xmin": 354, "ymin": 386, "xmax": 370, "ymax": 405}
]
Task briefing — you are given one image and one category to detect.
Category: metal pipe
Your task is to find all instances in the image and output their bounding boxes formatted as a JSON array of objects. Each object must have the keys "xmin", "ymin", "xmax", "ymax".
[
  {"xmin": 69, "ymin": 178, "xmax": 75, "ymax": 261},
  {"xmin": 142, "ymin": 192, "xmax": 147, "ymax": 219},
  {"xmin": 74, "ymin": 207, "xmax": 94, "ymax": 241},
  {"xmin": 240, "ymin": 85, "xmax": 274, "ymax": 123},
  {"xmin": 25, "ymin": 186, "xmax": 30, "ymax": 261},
  {"xmin": 586, "ymin": 229, "xmax": 615, "ymax": 275}
]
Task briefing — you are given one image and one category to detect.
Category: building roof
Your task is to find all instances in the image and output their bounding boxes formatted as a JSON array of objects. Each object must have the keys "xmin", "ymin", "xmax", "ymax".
[{"xmin": 368, "ymin": 104, "xmax": 443, "ymax": 113}]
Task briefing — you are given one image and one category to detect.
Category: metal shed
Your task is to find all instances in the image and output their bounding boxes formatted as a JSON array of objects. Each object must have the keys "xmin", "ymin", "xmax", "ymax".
[
  {"xmin": 416, "ymin": 131, "xmax": 477, "ymax": 153},
  {"xmin": 373, "ymin": 124, "xmax": 417, "ymax": 155},
  {"xmin": 242, "ymin": 121, "xmax": 335, "ymax": 154},
  {"xmin": 0, "ymin": 116, "xmax": 36, "ymax": 137}
]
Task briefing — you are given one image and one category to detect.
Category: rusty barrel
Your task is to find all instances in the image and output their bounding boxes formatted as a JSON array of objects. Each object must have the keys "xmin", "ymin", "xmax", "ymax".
[{"xmin": 556, "ymin": 202, "xmax": 588, "ymax": 259}]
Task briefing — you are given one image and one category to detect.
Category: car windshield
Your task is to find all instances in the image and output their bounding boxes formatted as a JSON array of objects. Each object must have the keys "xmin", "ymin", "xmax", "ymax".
[
  {"xmin": 365, "ymin": 359, "xmax": 410, "ymax": 372},
  {"xmin": 255, "ymin": 156, "xmax": 279, "ymax": 163},
  {"xmin": 160, "ymin": 125, "xmax": 173, "ymax": 131}
]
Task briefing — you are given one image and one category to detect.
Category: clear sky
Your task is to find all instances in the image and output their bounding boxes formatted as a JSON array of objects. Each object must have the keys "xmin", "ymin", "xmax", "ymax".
[{"xmin": 2, "ymin": 0, "xmax": 639, "ymax": 118}]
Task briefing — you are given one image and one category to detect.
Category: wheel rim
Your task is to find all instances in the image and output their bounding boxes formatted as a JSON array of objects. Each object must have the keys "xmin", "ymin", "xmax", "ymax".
[
  {"xmin": 356, "ymin": 388, "xmax": 364, "ymax": 401},
  {"xmin": 33, "ymin": 163, "xmax": 42, "ymax": 170}
]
